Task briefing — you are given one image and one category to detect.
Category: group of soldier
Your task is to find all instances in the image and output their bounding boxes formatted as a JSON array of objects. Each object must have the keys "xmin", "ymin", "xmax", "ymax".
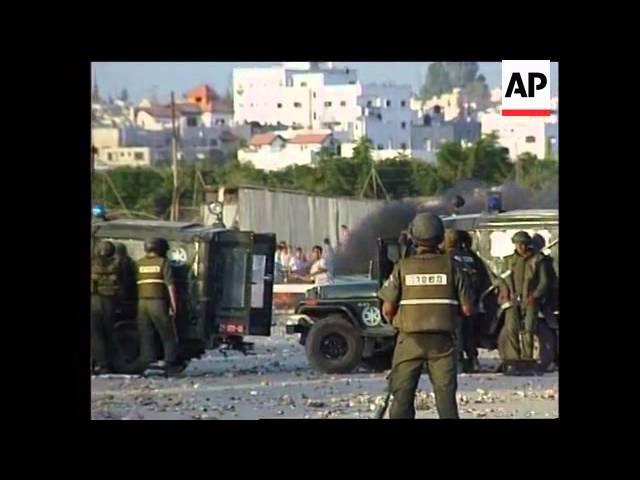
[
  {"xmin": 91, "ymin": 237, "xmax": 181, "ymax": 376},
  {"xmin": 378, "ymin": 212, "xmax": 558, "ymax": 419}
]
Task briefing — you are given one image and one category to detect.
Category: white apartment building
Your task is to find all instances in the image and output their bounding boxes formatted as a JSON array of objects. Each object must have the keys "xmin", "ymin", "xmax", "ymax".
[
  {"xmin": 232, "ymin": 62, "xmax": 413, "ymax": 151},
  {"xmin": 359, "ymin": 84, "xmax": 413, "ymax": 151},
  {"xmin": 238, "ymin": 131, "xmax": 337, "ymax": 171},
  {"xmin": 479, "ymin": 108, "xmax": 559, "ymax": 160}
]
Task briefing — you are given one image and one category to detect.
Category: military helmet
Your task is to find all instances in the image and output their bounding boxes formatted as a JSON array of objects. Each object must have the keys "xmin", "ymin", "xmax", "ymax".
[
  {"xmin": 144, "ymin": 237, "xmax": 169, "ymax": 256},
  {"xmin": 114, "ymin": 242, "xmax": 128, "ymax": 257},
  {"xmin": 512, "ymin": 231, "xmax": 532, "ymax": 244},
  {"xmin": 97, "ymin": 240, "xmax": 115, "ymax": 258},
  {"xmin": 531, "ymin": 234, "xmax": 546, "ymax": 251},
  {"xmin": 410, "ymin": 213, "xmax": 445, "ymax": 245}
]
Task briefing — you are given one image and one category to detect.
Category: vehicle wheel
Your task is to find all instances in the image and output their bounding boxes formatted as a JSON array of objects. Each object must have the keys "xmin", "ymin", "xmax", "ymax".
[
  {"xmin": 305, "ymin": 315, "xmax": 363, "ymax": 374},
  {"xmin": 362, "ymin": 349, "xmax": 393, "ymax": 372}
]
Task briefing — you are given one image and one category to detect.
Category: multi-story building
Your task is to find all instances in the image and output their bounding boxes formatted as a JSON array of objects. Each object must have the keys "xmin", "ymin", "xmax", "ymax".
[
  {"xmin": 410, "ymin": 106, "xmax": 481, "ymax": 162},
  {"xmin": 183, "ymin": 84, "xmax": 233, "ymax": 127},
  {"xmin": 232, "ymin": 62, "xmax": 413, "ymax": 151},
  {"xmin": 478, "ymin": 106, "xmax": 559, "ymax": 160}
]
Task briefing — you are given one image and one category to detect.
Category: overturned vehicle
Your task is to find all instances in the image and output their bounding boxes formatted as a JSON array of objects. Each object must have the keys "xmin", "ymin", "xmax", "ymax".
[
  {"xmin": 91, "ymin": 210, "xmax": 276, "ymax": 374},
  {"xmin": 287, "ymin": 208, "xmax": 559, "ymax": 374}
]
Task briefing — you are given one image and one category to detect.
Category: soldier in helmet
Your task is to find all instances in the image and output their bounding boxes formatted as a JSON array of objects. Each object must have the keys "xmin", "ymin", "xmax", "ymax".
[
  {"xmin": 135, "ymin": 238, "xmax": 180, "ymax": 375},
  {"xmin": 378, "ymin": 213, "xmax": 474, "ymax": 419},
  {"xmin": 91, "ymin": 240, "xmax": 121, "ymax": 374},
  {"xmin": 531, "ymin": 234, "xmax": 559, "ymax": 330},
  {"xmin": 459, "ymin": 230, "xmax": 492, "ymax": 372},
  {"xmin": 444, "ymin": 229, "xmax": 489, "ymax": 373},
  {"xmin": 498, "ymin": 231, "xmax": 549, "ymax": 373}
]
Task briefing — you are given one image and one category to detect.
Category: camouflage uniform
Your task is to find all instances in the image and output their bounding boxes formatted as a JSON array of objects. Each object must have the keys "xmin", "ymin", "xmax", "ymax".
[{"xmin": 499, "ymin": 233, "xmax": 549, "ymax": 361}]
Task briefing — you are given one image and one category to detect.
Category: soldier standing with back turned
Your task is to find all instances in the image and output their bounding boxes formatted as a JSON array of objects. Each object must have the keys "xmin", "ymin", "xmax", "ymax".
[
  {"xmin": 378, "ymin": 213, "xmax": 474, "ymax": 419},
  {"xmin": 136, "ymin": 238, "xmax": 181, "ymax": 375}
]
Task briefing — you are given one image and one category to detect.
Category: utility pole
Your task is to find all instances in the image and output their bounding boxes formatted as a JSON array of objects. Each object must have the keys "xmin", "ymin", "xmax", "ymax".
[{"xmin": 170, "ymin": 91, "xmax": 179, "ymax": 221}]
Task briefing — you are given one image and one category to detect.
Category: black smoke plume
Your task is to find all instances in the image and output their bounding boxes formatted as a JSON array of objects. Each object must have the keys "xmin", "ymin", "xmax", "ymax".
[{"xmin": 334, "ymin": 180, "xmax": 558, "ymax": 275}]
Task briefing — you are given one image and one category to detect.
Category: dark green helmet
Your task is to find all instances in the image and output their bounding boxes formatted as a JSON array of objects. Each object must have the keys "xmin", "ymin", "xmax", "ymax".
[
  {"xmin": 144, "ymin": 238, "xmax": 168, "ymax": 256},
  {"xmin": 512, "ymin": 231, "xmax": 532, "ymax": 244},
  {"xmin": 531, "ymin": 234, "xmax": 546, "ymax": 251},
  {"xmin": 114, "ymin": 242, "xmax": 128, "ymax": 257},
  {"xmin": 410, "ymin": 213, "xmax": 444, "ymax": 245},
  {"xmin": 97, "ymin": 240, "xmax": 115, "ymax": 258}
]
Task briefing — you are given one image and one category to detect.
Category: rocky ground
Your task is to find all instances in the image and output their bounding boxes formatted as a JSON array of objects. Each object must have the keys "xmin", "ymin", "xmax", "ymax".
[{"xmin": 91, "ymin": 326, "xmax": 558, "ymax": 420}]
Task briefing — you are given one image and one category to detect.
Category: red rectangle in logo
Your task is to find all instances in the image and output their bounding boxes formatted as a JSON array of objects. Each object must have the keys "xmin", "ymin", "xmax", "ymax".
[{"xmin": 502, "ymin": 109, "xmax": 551, "ymax": 116}]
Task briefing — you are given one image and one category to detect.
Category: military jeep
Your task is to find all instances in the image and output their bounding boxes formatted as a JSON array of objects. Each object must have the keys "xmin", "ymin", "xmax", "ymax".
[
  {"xmin": 91, "ymin": 217, "xmax": 276, "ymax": 373},
  {"xmin": 287, "ymin": 208, "xmax": 559, "ymax": 374}
]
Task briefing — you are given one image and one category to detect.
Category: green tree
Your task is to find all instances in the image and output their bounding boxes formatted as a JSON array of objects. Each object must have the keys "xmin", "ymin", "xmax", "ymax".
[
  {"xmin": 436, "ymin": 141, "xmax": 467, "ymax": 185},
  {"xmin": 420, "ymin": 63, "xmax": 452, "ymax": 99},
  {"xmin": 444, "ymin": 62, "xmax": 479, "ymax": 89},
  {"xmin": 465, "ymin": 133, "xmax": 513, "ymax": 184}
]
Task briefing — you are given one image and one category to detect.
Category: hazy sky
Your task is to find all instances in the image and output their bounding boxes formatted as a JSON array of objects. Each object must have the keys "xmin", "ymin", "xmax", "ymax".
[{"xmin": 92, "ymin": 62, "xmax": 559, "ymax": 102}]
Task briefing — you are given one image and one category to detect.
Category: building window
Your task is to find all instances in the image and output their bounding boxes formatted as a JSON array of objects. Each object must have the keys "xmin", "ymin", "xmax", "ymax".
[
  {"xmin": 210, "ymin": 139, "xmax": 218, "ymax": 146},
  {"xmin": 301, "ymin": 82, "xmax": 307, "ymax": 87},
  {"xmin": 134, "ymin": 152, "xmax": 144, "ymax": 160},
  {"xmin": 215, "ymin": 118, "xmax": 225, "ymax": 125},
  {"xmin": 277, "ymin": 103, "xmax": 282, "ymax": 109},
  {"xmin": 401, "ymin": 143, "xmax": 407, "ymax": 150},
  {"xmin": 187, "ymin": 117, "xmax": 198, "ymax": 127},
  {"xmin": 340, "ymin": 101, "xmax": 346, "ymax": 107},
  {"xmin": 324, "ymin": 101, "xmax": 332, "ymax": 107},
  {"xmin": 294, "ymin": 102, "xmax": 302, "ymax": 108},
  {"xmin": 120, "ymin": 152, "xmax": 125, "ymax": 157},
  {"xmin": 525, "ymin": 136, "xmax": 536, "ymax": 143},
  {"xmin": 377, "ymin": 113, "xmax": 382, "ymax": 121},
  {"xmin": 195, "ymin": 97, "xmax": 202, "ymax": 103},
  {"xmin": 107, "ymin": 153, "xmax": 113, "ymax": 161},
  {"xmin": 386, "ymin": 100, "xmax": 391, "ymax": 107},
  {"xmin": 401, "ymin": 100, "xmax": 406, "ymax": 107},
  {"xmin": 313, "ymin": 92, "xmax": 316, "ymax": 98},
  {"xmin": 367, "ymin": 100, "xmax": 372, "ymax": 107},
  {"xmin": 401, "ymin": 121, "xmax": 407, "ymax": 129},
  {"xmin": 313, "ymin": 112, "xmax": 317, "ymax": 120}
]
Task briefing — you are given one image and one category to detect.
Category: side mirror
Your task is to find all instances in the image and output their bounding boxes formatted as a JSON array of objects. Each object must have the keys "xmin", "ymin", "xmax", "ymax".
[{"xmin": 207, "ymin": 201, "xmax": 224, "ymax": 226}]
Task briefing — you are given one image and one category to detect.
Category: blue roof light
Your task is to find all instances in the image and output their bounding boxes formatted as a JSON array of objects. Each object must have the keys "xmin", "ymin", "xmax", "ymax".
[
  {"xmin": 92, "ymin": 204, "xmax": 106, "ymax": 218},
  {"xmin": 487, "ymin": 192, "xmax": 502, "ymax": 212}
]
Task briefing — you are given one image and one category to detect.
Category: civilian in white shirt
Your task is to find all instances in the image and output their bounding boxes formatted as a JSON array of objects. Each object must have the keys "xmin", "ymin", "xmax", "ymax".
[{"xmin": 309, "ymin": 245, "xmax": 334, "ymax": 285}]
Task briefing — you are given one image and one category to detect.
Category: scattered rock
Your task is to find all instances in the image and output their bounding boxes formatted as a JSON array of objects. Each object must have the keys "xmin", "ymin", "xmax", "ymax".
[
  {"xmin": 476, "ymin": 389, "xmax": 486, "ymax": 395},
  {"xmin": 306, "ymin": 400, "xmax": 326, "ymax": 408},
  {"xmin": 277, "ymin": 410, "xmax": 285, "ymax": 415},
  {"xmin": 250, "ymin": 391, "xmax": 259, "ymax": 396}
]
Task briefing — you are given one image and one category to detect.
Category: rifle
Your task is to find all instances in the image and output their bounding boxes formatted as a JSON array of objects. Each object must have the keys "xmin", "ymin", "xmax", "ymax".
[{"xmin": 372, "ymin": 370, "xmax": 393, "ymax": 419}]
